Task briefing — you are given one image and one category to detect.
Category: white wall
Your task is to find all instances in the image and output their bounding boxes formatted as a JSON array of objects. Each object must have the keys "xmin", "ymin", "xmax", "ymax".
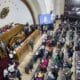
[
  {"xmin": 44, "ymin": 0, "xmax": 53, "ymax": 13},
  {"xmin": 60, "ymin": 0, "xmax": 65, "ymax": 15},
  {"xmin": 54, "ymin": 0, "xmax": 65, "ymax": 17},
  {"xmin": 0, "ymin": 0, "xmax": 33, "ymax": 28},
  {"xmin": 37, "ymin": 0, "xmax": 47, "ymax": 13},
  {"xmin": 27, "ymin": 0, "xmax": 42, "ymax": 24}
]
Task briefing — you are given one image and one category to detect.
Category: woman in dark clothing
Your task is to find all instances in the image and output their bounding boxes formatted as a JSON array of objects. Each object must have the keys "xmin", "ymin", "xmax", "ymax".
[
  {"xmin": 3, "ymin": 69, "xmax": 9, "ymax": 80},
  {"xmin": 16, "ymin": 69, "xmax": 22, "ymax": 80},
  {"xmin": 3, "ymin": 75, "xmax": 9, "ymax": 80},
  {"xmin": 67, "ymin": 48, "xmax": 73, "ymax": 58},
  {"xmin": 38, "ymin": 46, "xmax": 45, "ymax": 59},
  {"xmin": 52, "ymin": 69, "xmax": 58, "ymax": 80},
  {"xmin": 29, "ymin": 40, "xmax": 34, "ymax": 50}
]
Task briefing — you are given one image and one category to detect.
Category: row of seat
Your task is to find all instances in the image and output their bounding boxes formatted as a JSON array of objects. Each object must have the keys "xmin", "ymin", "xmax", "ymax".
[{"xmin": 28, "ymin": 21, "xmax": 64, "ymax": 80}]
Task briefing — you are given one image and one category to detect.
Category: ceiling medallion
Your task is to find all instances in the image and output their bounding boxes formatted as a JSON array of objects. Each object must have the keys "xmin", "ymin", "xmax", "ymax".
[{"xmin": 0, "ymin": 7, "xmax": 9, "ymax": 19}]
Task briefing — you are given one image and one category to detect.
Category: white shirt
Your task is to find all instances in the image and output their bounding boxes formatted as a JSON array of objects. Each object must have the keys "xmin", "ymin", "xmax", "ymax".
[
  {"xmin": 35, "ymin": 51, "xmax": 39, "ymax": 55},
  {"xmin": 0, "ymin": 41, "xmax": 6, "ymax": 51},
  {"xmin": 63, "ymin": 49, "xmax": 68, "ymax": 62},
  {"xmin": 8, "ymin": 64, "xmax": 15, "ymax": 73},
  {"xmin": 48, "ymin": 71, "xmax": 55, "ymax": 79},
  {"xmin": 13, "ymin": 50, "xmax": 16, "ymax": 54},
  {"xmin": 41, "ymin": 45, "xmax": 45, "ymax": 49},
  {"xmin": 3, "ymin": 69, "xmax": 8, "ymax": 77},
  {"xmin": 42, "ymin": 33, "xmax": 47, "ymax": 40},
  {"xmin": 53, "ymin": 48, "xmax": 58, "ymax": 59},
  {"xmin": 42, "ymin": 39, "xmax": 46, "ymax": 43},
  {"xmin": 66, "ymin": 36, "xmax": 69, "ymax": 45},
  {"xmin": 51, "ymin": 13, "xmax": 55, "ymax": 21},
  {"xmin": 9, "ymin": 53, "xmax": 14, "ymax": 59},
  {"xmin": 43, "ymin": 52, "xmax": 48, "ymax": 58},
  {"xmin": 62, "ymin": 38, "xmax": 65, "ymax": 43}
]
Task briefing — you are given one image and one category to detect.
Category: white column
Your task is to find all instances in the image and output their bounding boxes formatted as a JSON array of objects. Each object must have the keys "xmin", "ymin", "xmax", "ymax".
[
  {"xmin": 60, "ymin": 0, "xmax": 65, "ymax": 15},
  {"xmin": 44, "ymin": 0, "xmax": 54, "ymax": 13}
]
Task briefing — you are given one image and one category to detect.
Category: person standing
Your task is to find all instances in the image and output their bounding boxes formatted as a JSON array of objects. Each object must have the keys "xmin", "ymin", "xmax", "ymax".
[
  {"xmin": 3, "ymin": 69, "xmax": 9, "ymax": 80},
  {"xmin": 16, "ymin": 69, "xmax": 22, "ymax": 80},
  {"xmin": 24, "ymin": 23, "xmax": 29, "ymax": 38},
  {"xmin": 0, "ymin": 40, "xmax": 7, "ymax": 54},
  {"xmin": 29, "ymin": 39, "xmax": 34, "ymax": 51},
  {"xmin": 47, "ymin": 71, "xmax": 55, "ymax": 80}
]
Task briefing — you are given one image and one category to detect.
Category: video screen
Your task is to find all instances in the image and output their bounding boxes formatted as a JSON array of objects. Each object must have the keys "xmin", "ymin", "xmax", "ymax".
[{"xmin": 38, "ymin": 14, "xmax": 52, "ymax": 25}]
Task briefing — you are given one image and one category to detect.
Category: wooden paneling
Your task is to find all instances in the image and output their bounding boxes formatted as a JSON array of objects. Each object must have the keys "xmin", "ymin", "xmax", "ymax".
[
  {"xmin": 15, "ymin": 30, "xmax": 40, "ymax": 60},
  {"xmin": 0, "ymin": 24, "xmax": 23, "ymax": 43}
]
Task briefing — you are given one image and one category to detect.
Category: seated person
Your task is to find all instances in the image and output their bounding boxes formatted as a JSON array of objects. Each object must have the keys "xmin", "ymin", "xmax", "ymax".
[
  {"xmin": 47, "ymin": 71, "xmax": 55, "ymax": 80},
  {"xmin": 52, "ymin": 39, "xmax": 56, "ymax": 46},
  {"xmin": 59, "ymin": 37, "xmax": 65, "ymax": 46},
  {"xmin": 42, "ymin": 39, "xmax": 46, "ymax": 46},
  {"xmin": 36, "ymin": 71, "xmax": 44, "ymax": 80},
  {"xmin": 25, "ymin": 60, "xmax": 33, "ymax": 74},
  {"xmin": 40, "ymin": 58, "xmax": 48, "ymax": 72},
  {"xmin": 38, "ymin": 45, "xmax": 45, "ymax": 58},
  {"xmin": 3, "ymin": 68, "xmax": 9, "ymax": 80},
  {"xmin": 33, "ymin": 51, "xmax": 39, "ymax": 62},
  {"xmin": 47, "ymin": 47, "xmax": 53, "ymax": 57},
  {"xmin": 67, "ymin": 47, "xmax": 73, "ymax": 58}
]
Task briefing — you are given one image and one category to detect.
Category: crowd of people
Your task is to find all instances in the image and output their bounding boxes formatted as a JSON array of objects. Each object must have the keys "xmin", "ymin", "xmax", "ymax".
[
  {"xmin": 0, "ymin": 22, "xmax": 43, "ymax": 80},
  {"xmin": 0, "ymin": 39, "xmax": 22, "ymax": 80},
  {"xmin": 0, "ymin": 23, "xmax": 38, "ymax": 80},
  {"xmin": 0, "ymin": 23, "xmax": 15, "ymax": 34},
  {"xmin": 0, "ymin": 17, "xmax": 80, "ymax": 80},
  {"xmin": 25, "ymin": 19, "xmax": 80, "ymax": 80}
]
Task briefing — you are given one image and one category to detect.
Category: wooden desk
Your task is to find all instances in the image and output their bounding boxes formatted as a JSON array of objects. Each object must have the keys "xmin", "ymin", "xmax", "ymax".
[
  {"xmin": 9, "ymin": 31, "xmax": 25, "ymax": 46},
  {"xmin": 0, "ymin": 24, "xmax": 23, "ymax": 43},
  {"xmin": 15, "ymin": 30, "xmax": 40, "ymax": 60}
]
